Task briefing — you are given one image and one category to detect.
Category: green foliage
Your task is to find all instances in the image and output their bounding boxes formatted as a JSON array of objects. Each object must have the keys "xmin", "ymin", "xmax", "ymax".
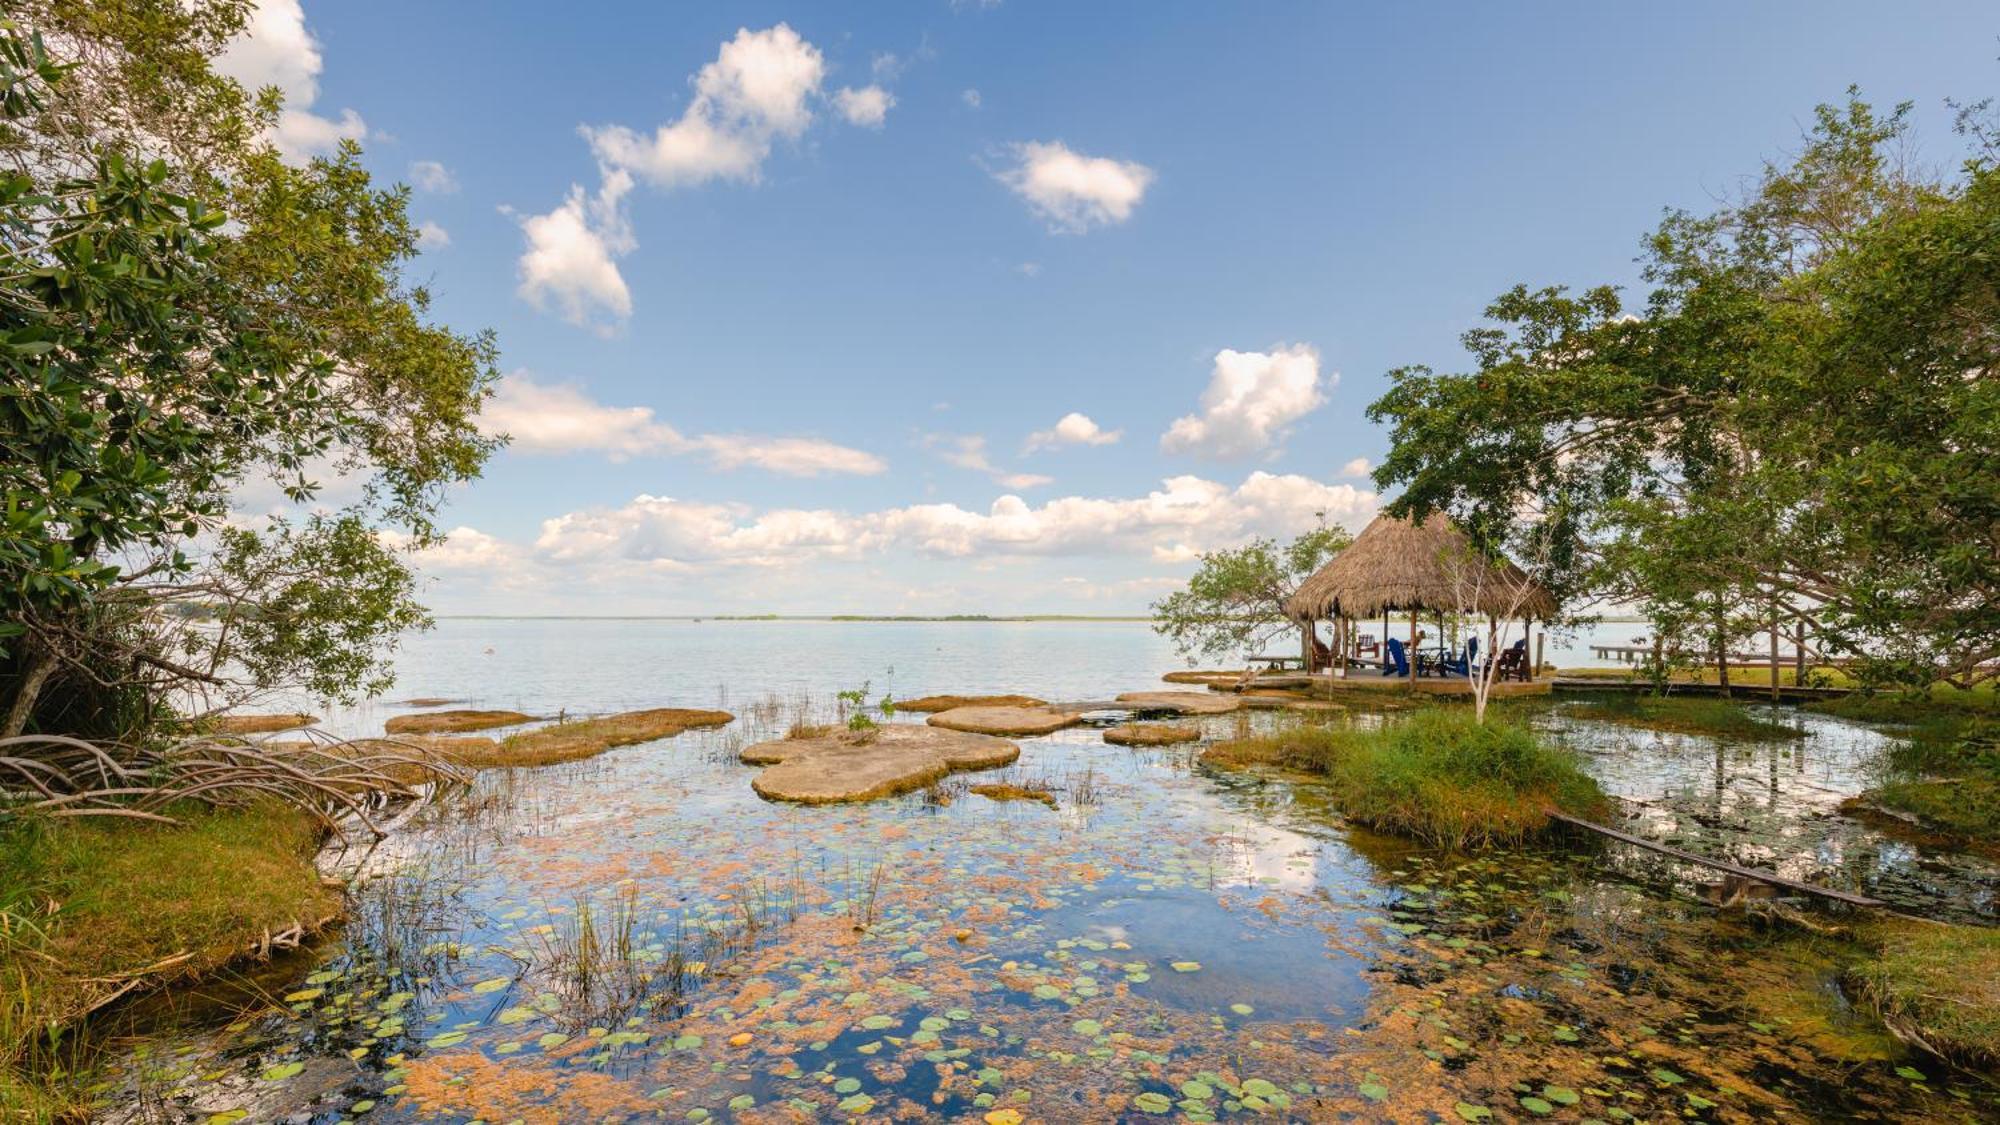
[
  {"xmin": 1368, "ymin": 90, "xmax": 2000, "ymax": 692},
  {"xmin": 837, "ymin": 682, "xmax": 878, "ymax": 733},
  {"xmin": 0, "ymin": 9, "xmax": 498, "ymax": 733},
  {"xmin": 1206, "ymin": 711, "xmax": 1607, "ymax": 848},
  {"xmin": 1152, "ymin": 522, "xmax": 1353, "ymax": 664}
]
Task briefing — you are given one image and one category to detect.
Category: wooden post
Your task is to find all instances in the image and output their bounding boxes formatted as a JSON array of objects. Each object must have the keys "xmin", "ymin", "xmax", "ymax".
[
  {"xmin": 1408, "ymin": 609, "xmax": 1418, "ymax": 680},
  {"xmin": 1533, "ymin": 620, "xmax": 1544, "ymax": 681},
  {"xmin": 1769, "ymin": 608, "xmax": 1780, "ymax": 702},
  {"xmin": 1794, "ymin": 617, "xmax": 1807, "ymax": 682},
  {"xmin": 1301, "ymin": 621, "xmax": 1314, "ymax": 672}
]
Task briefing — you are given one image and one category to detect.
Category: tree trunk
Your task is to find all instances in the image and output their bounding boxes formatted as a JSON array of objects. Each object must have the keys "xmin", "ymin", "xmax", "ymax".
[{"xmin": 3, "ymin": 647, "xmax": 57, "ymax": 737}]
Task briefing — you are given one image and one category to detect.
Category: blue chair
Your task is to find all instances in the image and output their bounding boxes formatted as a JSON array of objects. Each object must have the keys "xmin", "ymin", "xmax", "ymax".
[
  {"xmin": 1382, "ymin": 637, "xmax": 1410, "ymax": 677},
  {"xmin": 1441, "ymin": 636, "xmax": 1478, "ymax": 677}
]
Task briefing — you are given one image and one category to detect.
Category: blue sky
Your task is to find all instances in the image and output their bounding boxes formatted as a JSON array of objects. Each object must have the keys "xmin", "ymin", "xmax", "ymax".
[{"xmin": 221, "ymin": 2, "xmax": 1996, "ymax": 614}]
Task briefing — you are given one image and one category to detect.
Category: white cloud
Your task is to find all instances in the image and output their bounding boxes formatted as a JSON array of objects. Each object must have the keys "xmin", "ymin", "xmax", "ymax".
[
  {"xmin": 410, "ymin": 160, "xmax": 458, "ymax": 193},
  {"xmin": 1024, "ymin": 412, "xmax": 1121, "ymax": 453},
  {"xmin": 962, "ymin": 88, "xmax": 982, "ymax": 109},
  {"xmin": 526, "ymin": 24, "xmax": 887, "ymax": 328},
  {"xmin": 1339, "ymin": 456, "xmax": 1372, "ymax": 479},
  {"xmin": 995, "ymin": 141, "xmax": 1154, "ymax": 233},
  {"xmin": 521, "ymin": 470, "xmax": 1375, "ymax": 571},
  {"xmin": 582, "ymin": 24, "xmax": 826, "ymax": 190},
  {"xmin": 415, "ymin": 220, "xmax": 450, "ymax": 250},
  {"xmin": 1016, "ymin": 261, "xmax": 1041, "ymax": 277},
  {"xmin": 479, "ymin": 373, "xmax": 885, "ymax": 477},
  {"xmin": 872, "ymin": 52, "xmax": 905, "ymax": 81},
  {"xmin": 213, "ymin": 0, "xmax": 368, "ymax": 163},
  {"xmin": 925, "ymin": 434, "xmax": 1052, "ymax": 489},
  {"xmin": 834, "ymin": 85, "xmax": 895, "ymax": 128},
  {"xmin": 1161, "ymin": 344, "xmax": 1330, "ymax": 460},
  {"xmin": 514, "ymin": 174, "xmax": 635, "ymax": 331}
]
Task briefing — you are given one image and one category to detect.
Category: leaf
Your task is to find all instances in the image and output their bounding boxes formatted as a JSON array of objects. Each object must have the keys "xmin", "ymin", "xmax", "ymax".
[
  {"xmin": 260, "ymin": 1061, "xmax": 305, "ymax": 1082},
  {"xmin": 1133, "ymin": 1092, "xmax": 1173, "ymax": 1113},
  {"xmin": 471, "ymin": 976, "xmax": 511, "ymax": 994},
  {"xmin": 1454, "ymin": 1103, "xmax": 1492, "ymax": 1121},
  {"xmin": 1519, "ymin": 1095, "xmax": 1554, "ymax": 1115}
]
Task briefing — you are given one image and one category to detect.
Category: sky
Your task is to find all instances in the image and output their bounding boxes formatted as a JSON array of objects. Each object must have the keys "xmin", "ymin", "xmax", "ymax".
[{"xmin": 217, "ymin": 1, "xmax": 1996, "ymax": 616}]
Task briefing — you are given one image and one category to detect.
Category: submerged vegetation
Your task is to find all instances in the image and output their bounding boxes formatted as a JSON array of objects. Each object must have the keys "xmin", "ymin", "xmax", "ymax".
[
  {"xmin": 384, "ymin": 709, "xmax": 538, "ymax": 735},
  {"xmin": 1205, "ymin": 710, "xmax": 1607, "ymax": 848},
  {"xmin": 1845, "ymin": 712, "xmax": 2000, "ymax": 847}
]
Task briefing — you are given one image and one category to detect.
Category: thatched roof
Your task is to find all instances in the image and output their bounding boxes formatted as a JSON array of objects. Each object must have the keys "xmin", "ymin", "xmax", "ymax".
[{"xmin": 1284, "ymin": 512, "xmax": 1558, "ymax": 622}]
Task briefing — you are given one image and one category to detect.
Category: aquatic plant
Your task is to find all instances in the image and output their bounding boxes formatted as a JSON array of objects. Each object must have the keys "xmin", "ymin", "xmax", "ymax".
[{"xmin": 1204, "ymin": 710, "xmax": 1606, "ymax": 848}]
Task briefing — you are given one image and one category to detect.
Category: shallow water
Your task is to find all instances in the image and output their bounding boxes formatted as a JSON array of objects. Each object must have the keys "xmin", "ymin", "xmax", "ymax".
[{"xmin": 98, "ymin": 624, "xmax": 1999, "ymax": 1122}]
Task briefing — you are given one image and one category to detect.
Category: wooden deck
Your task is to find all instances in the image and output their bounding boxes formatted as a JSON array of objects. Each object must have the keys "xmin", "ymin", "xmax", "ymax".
[{"xmin": 1233, "ymin": 673, "xmax": 1551, "ymax": 697}]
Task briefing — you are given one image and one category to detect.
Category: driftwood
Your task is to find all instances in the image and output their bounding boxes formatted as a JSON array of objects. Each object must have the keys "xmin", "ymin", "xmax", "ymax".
[{"xmin": 1546, "ymin": 809, "xmax": 1887, "ymax": 908}]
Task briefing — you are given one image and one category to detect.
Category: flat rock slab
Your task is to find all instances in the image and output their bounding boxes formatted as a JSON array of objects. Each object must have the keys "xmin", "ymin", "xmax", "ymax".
[
  {"xmin": 386, "ymin": 709, "xmax": 538, "ymax": 735},
  {"xmin": 927, "ymin": 706, "xmax": 1082, "ymax": 736},
  {"xmin": 895, "ymin": 693, "xmax": 1047, "ymax": 714},
  {"xmin": 746, "ymin": 725, "xmax": 1020, "ymax": 803},
  {"xmin": 1104, "ymin": 722, "xmax": 1202, "ymax": 747},
  {"xmin": 1111, "ymin": 691, "xmax": 1243, "ymax": 715}
]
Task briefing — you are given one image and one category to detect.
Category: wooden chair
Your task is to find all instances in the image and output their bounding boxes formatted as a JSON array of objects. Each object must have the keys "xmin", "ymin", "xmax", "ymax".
[{"xmin": 1493, "ymin": 639, "xmax": 1530, "ymax": 682}]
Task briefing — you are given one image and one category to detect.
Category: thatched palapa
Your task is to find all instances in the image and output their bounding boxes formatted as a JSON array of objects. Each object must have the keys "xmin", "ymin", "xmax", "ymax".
[{"xmin": 1284, "ymin": 513, "xmax": 1557, "ymax": 622}]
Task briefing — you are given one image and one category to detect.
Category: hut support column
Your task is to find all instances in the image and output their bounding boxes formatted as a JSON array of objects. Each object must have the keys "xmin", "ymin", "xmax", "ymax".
[
  {"xmin": 1408, "ymin": 610, "xmax": 1418, "ymax": 680},
  {"xmin": 1533, "ymin": 620, "xmax": 1543, "ymax": 681}
]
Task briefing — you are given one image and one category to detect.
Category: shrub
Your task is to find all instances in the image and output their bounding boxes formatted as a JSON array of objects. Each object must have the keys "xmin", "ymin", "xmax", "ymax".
[{"xmin": 1205, "ymin": 710, "xmax": 1606, "ymax": 848}]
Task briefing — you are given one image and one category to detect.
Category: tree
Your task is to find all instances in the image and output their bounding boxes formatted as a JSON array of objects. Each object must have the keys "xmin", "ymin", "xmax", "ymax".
[
  {"xmin": 0, "ymin": 8, "xmax": 499, "ymax": 738},
  {"xmin": 1152, "ymin": 522, "xmax": 1353, "ymax": 665},
  {"xmin": 1368, "ymin": 91, "xmax": 2000, "ymax": 691}
]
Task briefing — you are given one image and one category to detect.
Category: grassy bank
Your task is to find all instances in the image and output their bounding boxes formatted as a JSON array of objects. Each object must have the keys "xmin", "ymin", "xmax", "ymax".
[
  {"xmin": 468, "ymin": 708, "xmax": 734, "ymax": 768},
  {"xmin": 1841, "ymin": 712, "xmax": 2000, "ymax": 847},
  {"xmin": 1, "ymin": 804, "xmax": 337, "ymax": 1117},
  {"xmin": 1203, "ymin": 711, "xmax": 1607, "ymax": 848},
  {"xmin": 1854, "ymin": 921, "xmax": 2000, "ymax": 1068},
  {"xmin": 1572, "ymin": 695, "xmax": 1806, "ymax": 740}
]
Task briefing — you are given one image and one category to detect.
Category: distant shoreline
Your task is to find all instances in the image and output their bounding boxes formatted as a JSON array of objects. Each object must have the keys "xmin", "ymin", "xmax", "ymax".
[
  {"xmin": 432, "ymin": 614, "xmax": 1157, "ymax": 623},
  {"xmin": 431, "ymin": 613, "xmax": 1655, "ymax": 624}
]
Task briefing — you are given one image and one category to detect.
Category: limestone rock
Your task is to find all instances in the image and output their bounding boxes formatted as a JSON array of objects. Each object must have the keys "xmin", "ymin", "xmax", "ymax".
[
  {"xmin": 744, "ymin": 724, "xmax": 1020, "ymax": 803},
  {"xmin": 1111, "ymin": 691, "xmax": 1242, "ymax": 715},
  {"xmin": 926, "ymin": 706, "xmax": 1082, "ymax": 736}
]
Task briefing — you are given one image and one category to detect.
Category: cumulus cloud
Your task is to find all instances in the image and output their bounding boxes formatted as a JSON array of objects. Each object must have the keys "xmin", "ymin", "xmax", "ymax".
[
  {"xmin": 213, "ymin": 0, "xmax": 368, "ymax": 163},
  {"xmin": 514, "ymin": 175, "xmax": 636, "ymax": 331},
  {"xmin": 962, "ymin": 88, "xmax": 982, "ymax": 109},
  {"xmin": 479, "ymin": 373, "xmax": 884, "ymax": 476},
  {"xmin": 516, "ymin": 470, "xmax": 1375, "ymax": 572},
  {"xmin": 410, "ymin": 160, "xmax": 458, "ymax": 193},
  {"xmin": 1339, "ymin": 456, "xmax": 1372, "ymax": 479},
  {"xmin": 523, "ymin": 24, "xmax": 890, "ymax": 328},
  {"xmin": 1161, "ymin": 345, "xmax": 1330, "ymax": 460},
  {"xmin": 415, "ymin": 220, "xmax": 451, "ymax": 250},
  {"xmin": 582, "ymin": 24, "xmax": 826, "ymax": 189},
  {"xmin": 833, "ymin": 85, "xmax": 895, "ymax": 128},
  {"xmin": 924, "ymin": 434, "xmax": 1052, "ymax": 489},
  {"xmin": 1024, "ymin": 412, "xmax": 1121, "ymax": 453},
  {"xmin": 995, "ymin": 141, "xmax": 1154, "ymax": 233}
]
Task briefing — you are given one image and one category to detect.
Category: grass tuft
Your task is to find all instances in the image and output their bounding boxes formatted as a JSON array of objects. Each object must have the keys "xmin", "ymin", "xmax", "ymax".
[{"xmin": 1204, "ymin": 710, "xmax": 1607, "ymax": 849}]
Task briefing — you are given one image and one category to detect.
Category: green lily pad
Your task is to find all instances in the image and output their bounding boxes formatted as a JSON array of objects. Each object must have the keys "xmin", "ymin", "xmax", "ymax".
[{"xmin": 1133, "ymin": 1092, "xmax": 1173, "ymax": 1113}]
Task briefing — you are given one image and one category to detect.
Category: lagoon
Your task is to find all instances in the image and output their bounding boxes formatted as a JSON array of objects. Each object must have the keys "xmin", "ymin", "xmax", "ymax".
[{"xmin": 103, "ymin": 620, "xmax": 1997, "ymax": 1122}]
